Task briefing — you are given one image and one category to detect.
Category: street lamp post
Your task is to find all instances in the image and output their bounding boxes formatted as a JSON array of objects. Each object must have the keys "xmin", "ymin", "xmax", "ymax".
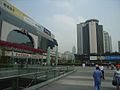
[
  {"xmin": 55, "ymin": 46, "xmax": 58, "ymax": 66},
  {"xmin": 47, "ymin": 46, "xmax": 51, "ymax": 66}
]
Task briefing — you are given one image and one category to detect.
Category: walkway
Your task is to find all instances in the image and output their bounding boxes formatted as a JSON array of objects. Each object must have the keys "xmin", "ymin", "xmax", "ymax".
[{"xmin": 39, "ymin": 66, "xmax": 115, "ymax": 90}]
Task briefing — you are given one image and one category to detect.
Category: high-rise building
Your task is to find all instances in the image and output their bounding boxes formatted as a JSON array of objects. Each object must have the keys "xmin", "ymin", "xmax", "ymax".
[
  {"xmin": 109, "ymin": 36, "xmax": 112, "ymax": 52},
  {"xmin": 103, "ymin": 31, "xmax": 112, "ymax": 53},
  {"xmin": 77, "ymin": 23, "xmax": 84, "ymax": 54},
  {"xmin": 118, "ymin": 41, "xmax": 120, "ymax": 53},
  {"xmin": 72, "ymin": 46, "xmax": 76, "ymax": 54},
  {"xmin": 77, "ymin": 19, "xmax": 104, "ymax": 55}
]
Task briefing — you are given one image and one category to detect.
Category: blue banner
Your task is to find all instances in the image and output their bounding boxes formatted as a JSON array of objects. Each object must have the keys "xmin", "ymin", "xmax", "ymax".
[{"xmin": 105, "ymin": 56, "xmax": 120, "ymax": 60}]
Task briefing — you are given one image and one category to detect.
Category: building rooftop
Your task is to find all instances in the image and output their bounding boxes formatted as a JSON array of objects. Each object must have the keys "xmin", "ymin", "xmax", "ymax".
[{"xmin": 85, "ymin": 19, "xmax": 99, "ymax": 23}]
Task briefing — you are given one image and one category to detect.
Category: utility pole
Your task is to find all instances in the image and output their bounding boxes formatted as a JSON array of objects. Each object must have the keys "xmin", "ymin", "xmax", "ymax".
[
  {"xmin": 46, "ymin": 47, "xmax": 51, "ymax": 66},
  {"xmin": 55, "ymin": 46, "xmax": 58, "ymax": 66}
]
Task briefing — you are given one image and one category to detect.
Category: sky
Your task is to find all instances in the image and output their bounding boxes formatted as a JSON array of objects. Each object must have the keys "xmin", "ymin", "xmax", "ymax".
[{"xmin": 8, "ymin": 0, "xmax": 120, "ymax": 53}]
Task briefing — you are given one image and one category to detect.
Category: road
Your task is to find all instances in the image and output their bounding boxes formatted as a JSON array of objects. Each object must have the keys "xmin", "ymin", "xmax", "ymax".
[{"xmin": 39, "ymin": 66, "xmax": 116, "ymax": 90}]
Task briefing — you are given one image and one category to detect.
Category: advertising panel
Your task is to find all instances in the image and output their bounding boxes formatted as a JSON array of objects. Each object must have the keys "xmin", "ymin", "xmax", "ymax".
[
  {"xmin": 105, "ymin": 56, "xmax": 120, "ymax": 60},
  {"xmin": 13, "ymin": 52, "xmax": 43, "ymax": 59},
  {"xmin": 44, "ymin": 28, "xmax": 51, "ymax": 36},
  {"xmin": 90, "ymin": 56, "xmax": 97, "ymax": 60}
]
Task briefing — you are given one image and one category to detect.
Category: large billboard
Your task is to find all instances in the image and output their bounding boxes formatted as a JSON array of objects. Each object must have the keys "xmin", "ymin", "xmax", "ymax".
[
  {"xmin": 90, "ymin": 56, "xmax": 97, "ymax": 60},
  {"xmin": 105, "ymin": 56, "xmax": 120, "ymax": 60},
  {"xmin": 90, "ymin": 56, "xmax": 120, "ymax": 60},
  {"xmin": 44, "ymin": 28, "xmax": 51, "ymax": 36}
]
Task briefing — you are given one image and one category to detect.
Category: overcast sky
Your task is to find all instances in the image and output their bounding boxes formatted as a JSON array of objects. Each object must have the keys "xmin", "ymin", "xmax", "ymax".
[{"xmin": 9, "ymin": 0, "xmax": 120, "ymax": 53}]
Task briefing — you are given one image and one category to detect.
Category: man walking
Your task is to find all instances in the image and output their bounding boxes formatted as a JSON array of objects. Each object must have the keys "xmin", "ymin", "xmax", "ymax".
[
  {"xmin": 93, "ymin": 67, "xmax": 102, "ymax": 90},
  {"xmin": 100, "ymin": 65, "xmax": 105, "ymax": 80}
]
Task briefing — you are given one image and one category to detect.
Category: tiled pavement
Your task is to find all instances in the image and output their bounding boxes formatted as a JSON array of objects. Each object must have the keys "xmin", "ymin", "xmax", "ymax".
[{"xmin": 38, "ymin": 67, "xmax": 116, "ymax": 90}]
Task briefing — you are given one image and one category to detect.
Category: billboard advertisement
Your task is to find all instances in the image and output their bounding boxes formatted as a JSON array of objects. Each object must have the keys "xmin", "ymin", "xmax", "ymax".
[
  {"xmin": 90, "ymin": 56, "xmax": 120, "ymax": 60},
  {"xmin": 44, "ymin": 28, "xmax": 51, "ymax": 36},
  {"xmin": 105, "ymin": 56, "xmax": 120, "ymax": 60},
  {"xmin": 90, "ymin": 56, "xmax": 97, "ymax": 60}
]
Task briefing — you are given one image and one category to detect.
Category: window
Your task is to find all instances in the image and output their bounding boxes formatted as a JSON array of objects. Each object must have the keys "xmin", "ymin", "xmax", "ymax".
[{"xmin": 7, "ymin": 30, "xmax": 34, "ymax": 47}]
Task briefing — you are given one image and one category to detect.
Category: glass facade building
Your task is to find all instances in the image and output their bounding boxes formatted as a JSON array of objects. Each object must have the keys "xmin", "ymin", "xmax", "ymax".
[
  {"xmin": 77, "ymin": 19, "xmax": 104, "ymax": 55},
  {"xmin": 0, "ymin": 0, "xmax": 58, "ymax": 52},
  {"xmin": 0, "ymin": 0, "xmax": 58, "ymax": 66},
  {"xmin": 103, "ymin": 31, "xmax": 112, "ymax": 53}
]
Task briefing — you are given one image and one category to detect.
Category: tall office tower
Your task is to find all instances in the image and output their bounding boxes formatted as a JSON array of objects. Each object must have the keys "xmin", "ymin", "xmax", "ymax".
[
  {"xmin": 72, "ymin": 46, "xmax": 76, "ymax": 54},
  {"xmin": 96, "ymin": 25, "xmax": 104, "ymax": 54},
  {"xmin": 109, "ymin": 36, "xmax": 112, "ymax": 52},
  {"xmin": 118, "ymin": 41, "xmax": 120, "ymax": 53},
  {"xmin": 77, "ymin": 19, "xmax": 104, "ymax": 55},
  {"xmin": 77, "ymin": 23, "xmax": 84, "ymax": 54},
  {"xmin": 103, "ymin": 31, "xmax": 112, "ymax": 53}
]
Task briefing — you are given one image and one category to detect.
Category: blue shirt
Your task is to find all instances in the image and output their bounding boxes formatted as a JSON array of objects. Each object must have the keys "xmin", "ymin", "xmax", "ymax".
[{"xmin": 93, "ymin": 69, "xmax": 102, "ymax": 85}]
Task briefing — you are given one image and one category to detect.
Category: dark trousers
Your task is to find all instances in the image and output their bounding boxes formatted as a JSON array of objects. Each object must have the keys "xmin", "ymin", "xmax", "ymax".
[{"xmin": 101, "ymin": 70, "xmax": 105, "ymax": 79}]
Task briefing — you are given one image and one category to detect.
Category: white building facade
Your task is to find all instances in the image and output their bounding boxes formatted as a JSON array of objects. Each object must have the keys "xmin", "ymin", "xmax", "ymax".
[
  {"xmin": 103, "ymin": 31, "xmax": 112, "ymax": 53},
  {"xmin": 77, "ymin": 19, "xmax": 104, "ymax": 55}
]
